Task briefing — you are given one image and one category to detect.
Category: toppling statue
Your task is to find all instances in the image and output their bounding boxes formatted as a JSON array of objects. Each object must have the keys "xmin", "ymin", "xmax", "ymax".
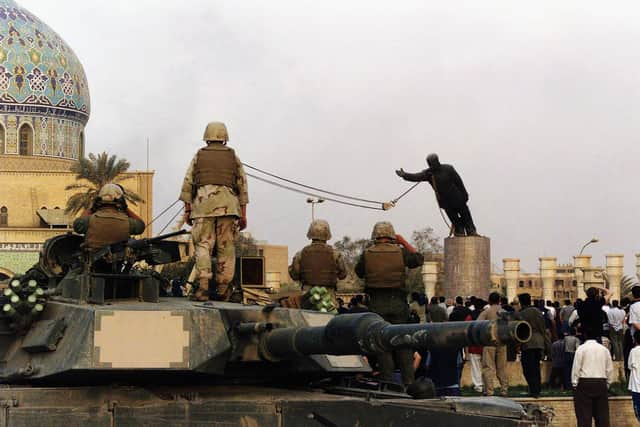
[{"xmin": 396, "ymin": 153, "xmax": 477, "ymax": 237}]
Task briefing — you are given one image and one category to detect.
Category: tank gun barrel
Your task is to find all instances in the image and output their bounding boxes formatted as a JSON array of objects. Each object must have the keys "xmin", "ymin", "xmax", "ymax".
[
  {"xmin": 259, "ymin": 313, "xmax": 530, "ymax": 362},
  {"xmin": 126, "ymin": 229, "xmax": 188, "ymax": 249}
]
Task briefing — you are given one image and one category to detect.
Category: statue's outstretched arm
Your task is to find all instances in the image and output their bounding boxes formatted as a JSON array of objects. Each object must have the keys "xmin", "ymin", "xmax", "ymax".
[{"xmin": 395, "ymin": 169, "xmax": 430, "ymax": 182}]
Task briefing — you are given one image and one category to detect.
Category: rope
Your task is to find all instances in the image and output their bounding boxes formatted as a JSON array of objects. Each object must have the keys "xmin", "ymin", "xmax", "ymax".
[
  {"xmin": 243, "ymin": 162, "xmax": 385, "ymax": 204},
  {"xmin": 428, "ymin": 176, "xmax": 453, "ymax": 235},
  {"xmin": 156, "ymin": 206, "xmax": 184, "ymax": 235},
  {"xmin": 391, "ymin": 182, "xmax": 421, "ymax": 203},
  {"xmin": 246, "ymin": 173, "xmax": 386, "ymax": 210},
  {"xmin": 148, "ymin": 199, "xmax": 180, "ymax": 227}
]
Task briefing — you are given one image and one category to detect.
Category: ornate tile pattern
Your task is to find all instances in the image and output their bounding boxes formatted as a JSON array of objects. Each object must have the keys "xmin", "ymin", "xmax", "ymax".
[
  {"xmin": 0, "ymin": 0, "xmax": 89, "ymax": 120},
  {"xmin": 0, "ymin": 0, "xmax": 90, "ymax": 160}
]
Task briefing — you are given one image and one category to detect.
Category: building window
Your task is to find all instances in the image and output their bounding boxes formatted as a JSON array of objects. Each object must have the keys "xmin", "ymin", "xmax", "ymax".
[
  {"xmin": 0, "ymin": 124, "xmax": 4, "ymax": 154},
  {"xmin": 555, "ymin": 279, "xmax": 564, "ymax": 287},
  {"xmin": 572, "ymin": 280, "xmax": 577, "ymax": 287},
  {"xmin": 528, "ymin": 280, "xmax": 533, "ymax": 288},
  {"xmin": 0, "ymin": 206, "xmax": 7, "ymax": 226},
  {"xmin": 519, "ymin": 280, "xmax": 524, "ymax": 288},
  {"xmin": 18, "ymin": 124, "xmax": 33, "ymax": 156}
]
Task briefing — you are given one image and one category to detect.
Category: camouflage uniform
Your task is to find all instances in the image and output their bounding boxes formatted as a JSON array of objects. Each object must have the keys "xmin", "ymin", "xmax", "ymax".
[
  {"xmin": 73, "ymin": 183, "xmax": 145, "ymax": 250},
  {"xmin": 355, "ymin": 221, "xmax": 424, "ymax": 386},
  {"xmin": 180, "ymin": 124, "xmax": 249, "ymax": 300},
  {"xmin": 288, "ymin": 220, "xmax": 347, "ymax": 303}
]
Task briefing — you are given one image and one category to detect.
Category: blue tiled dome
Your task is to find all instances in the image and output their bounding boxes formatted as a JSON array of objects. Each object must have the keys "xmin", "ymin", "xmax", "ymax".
[{"xmin": 0, "ymin": 0, "xmax": 90, "ymax": 124}]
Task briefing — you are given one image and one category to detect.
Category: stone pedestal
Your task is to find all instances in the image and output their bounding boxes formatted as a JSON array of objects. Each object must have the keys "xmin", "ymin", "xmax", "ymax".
[
  {"xmin": 422, "ymin": 261, "xmax": 439, "ymax": 298},
  {"xmin": 503, "ymin": 258, "xmax": 520, "ymax": 303},
  {"xmin": 444, "ymin": 235, "xmax": 490, "ymax": 299},
  {"xmin": 539, "ymin": 257, "xmax": 557, "ymax": 303},
  {"xmin": 573, "ymin": 255, "xmax": 592, "ymax": 300},
  {"xmin": 606, "ymin": 254, "xmax": 624, "ymax": 302}
]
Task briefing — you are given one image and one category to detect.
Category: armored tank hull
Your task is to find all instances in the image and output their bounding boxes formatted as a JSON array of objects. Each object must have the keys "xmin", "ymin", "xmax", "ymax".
[
  {"xmin": 0, "ymin": 385, "xmax": 545, "ymax": 426},
  {"xmin": 0, "ymin": 298, "xmax": 548, "ymax": 426}
]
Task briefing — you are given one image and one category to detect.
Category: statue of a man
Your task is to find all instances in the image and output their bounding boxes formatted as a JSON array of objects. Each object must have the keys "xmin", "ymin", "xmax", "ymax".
[{"xmin": 396, "ymin": 153, "xmax": 477, "ymax": 237}]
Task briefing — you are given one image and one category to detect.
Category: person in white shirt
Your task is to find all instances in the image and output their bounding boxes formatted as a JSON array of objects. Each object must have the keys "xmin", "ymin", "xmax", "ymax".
[
  {"xmin": 545, "ymin": 300, "xmax": 556, "ymax": 322},
  {"xmin": 628, "ymin": 330, "xmax": 640, "ymax": 422},
  {"xmin": 607, "ymin": 300, "xmax": 625, "ymax": 360},
  {"xmin": 629, "ymin": 288, "xmax": 640, "ymax": 334},
  {"xmin": 571, "ymin": 330, "xmax": 614, "ymax": 427}
]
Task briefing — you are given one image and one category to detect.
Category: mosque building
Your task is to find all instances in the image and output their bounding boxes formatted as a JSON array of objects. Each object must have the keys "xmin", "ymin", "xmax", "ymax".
[{"xmin": 0, "ymin": 0, "xmax": 153, "ymax": 279}]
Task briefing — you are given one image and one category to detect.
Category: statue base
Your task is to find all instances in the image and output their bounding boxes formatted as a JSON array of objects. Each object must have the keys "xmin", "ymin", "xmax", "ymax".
[{"xmin": 444, "ymin": 235, "xmax": 491, "ymax": 299}]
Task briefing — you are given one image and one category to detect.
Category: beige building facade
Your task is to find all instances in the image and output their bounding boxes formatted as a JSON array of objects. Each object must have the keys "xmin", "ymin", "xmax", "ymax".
[
  {"xmin": 0, "ymin": 155, "xmax": 154, "ymax": 278},
  {"xmin": 490, "ymin": 254, "xmax": 632, "ymax": 303}
]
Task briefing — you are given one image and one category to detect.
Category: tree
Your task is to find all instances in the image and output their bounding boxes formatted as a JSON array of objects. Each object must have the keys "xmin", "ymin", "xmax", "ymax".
[
  {"xmin": 411, "ymin": 227, "xmax": 443, "ymax": 254},
  {"xmin": 235, "ymin": 232, "xmax": 259, "ymax": 257},
  {"xmin": 65, "ymin": 152, "xmax": 143, "ymax": 215},
  {"xmin": 333, "ymin": 236, "xmax": 370, "ymax": 268}
]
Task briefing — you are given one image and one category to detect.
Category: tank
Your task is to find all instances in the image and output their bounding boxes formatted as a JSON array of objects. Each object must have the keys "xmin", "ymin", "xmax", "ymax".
[{"xmin": 0, "ymin": 233, "xmax": 552, "ymax": 426}]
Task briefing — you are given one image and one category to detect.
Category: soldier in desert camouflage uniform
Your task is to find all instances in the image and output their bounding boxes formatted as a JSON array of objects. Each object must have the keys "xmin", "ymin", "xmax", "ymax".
[
  {"xmin": 180, "ymin": 122, "xmax": 249, "ymax": 301},
  {"xmin": 289, "ymin": 220, "xmax": 347, "ymax": 302},
  {"xmin": 355, "ymin": 222, "xmax": 424, "ymax": 386},
  {"xmin": 73, "ymin": 183, "xmax": 145, "ymax": 251}
]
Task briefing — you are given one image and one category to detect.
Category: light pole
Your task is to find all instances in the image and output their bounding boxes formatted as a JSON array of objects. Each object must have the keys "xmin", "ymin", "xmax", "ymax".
[
  {"xmin": 578, "ymin": 237, "xmax": 599, "ymax": 255},
  {"xmin": 306, "ymin": 197, "xmax": 324, "ymax": 221}
]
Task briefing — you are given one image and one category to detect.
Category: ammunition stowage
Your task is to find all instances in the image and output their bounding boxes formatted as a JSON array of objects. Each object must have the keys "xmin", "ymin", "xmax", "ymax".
[{"xmin": 259, "ymin": 312, "xmax": 531, "ymax": 362}]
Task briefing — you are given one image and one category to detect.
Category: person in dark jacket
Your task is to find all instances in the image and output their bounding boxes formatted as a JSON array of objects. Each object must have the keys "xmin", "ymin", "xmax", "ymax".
[
  {"xmin": 449, "ymin": 296, "xmax": 471, "ymax": 321},
  {"xmin": 395, "ymin": 153, "xmax": 477, "ymax": 236},
  {"xmin": 518, "ymin": 293, "xmax": 549, "ymax": 398},
  {"xmin": 578, "ymin": 287, "xmax": 611, "ymax": 340},
  {"xmin": 426, "ymin": 296, "xmax": 447, "ymax": 322}
]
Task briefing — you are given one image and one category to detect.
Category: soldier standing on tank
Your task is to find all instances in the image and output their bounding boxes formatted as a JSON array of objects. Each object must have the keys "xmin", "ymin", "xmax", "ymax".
[
  {"xmin": 73, "ymin": 183, "xmax": 145, "ymax": 251},
  {"xmin": 288, "ymin": 220, "xmax": 347, "ymax": 301},
  {"xmin": 355, "ymin": 222, "xmax": 424, "ymax": 386},
  {"xmin": 180, "ymin": 122, "xmax": 249, "ymax": 302},
  {"xmin": 395, "ymin": 153, "xmax": 477, "ymax": 237}
]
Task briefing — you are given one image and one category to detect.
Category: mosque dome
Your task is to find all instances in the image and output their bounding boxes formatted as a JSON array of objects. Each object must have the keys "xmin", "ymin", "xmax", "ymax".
[{"xmin": 0, "ymin": 0, "xmax": 90, "ymax": 161}]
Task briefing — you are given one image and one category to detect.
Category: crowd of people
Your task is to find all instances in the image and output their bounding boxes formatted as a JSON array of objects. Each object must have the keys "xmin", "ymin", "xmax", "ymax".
[{"xmin": 334, "ymin": 286, "xmax": 640, "ymax": 427}]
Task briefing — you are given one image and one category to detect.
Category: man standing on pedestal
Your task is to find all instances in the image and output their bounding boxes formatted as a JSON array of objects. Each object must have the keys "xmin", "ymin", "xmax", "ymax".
[{"xmin": 395, "ymin": 153, "xmax": 477, "ymax": 237}]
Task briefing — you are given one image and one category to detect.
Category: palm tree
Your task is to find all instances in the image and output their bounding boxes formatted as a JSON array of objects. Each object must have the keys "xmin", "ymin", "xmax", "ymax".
[{"xmin": 65, "ymin": 152, "xmax": 143, "ymax": 215}]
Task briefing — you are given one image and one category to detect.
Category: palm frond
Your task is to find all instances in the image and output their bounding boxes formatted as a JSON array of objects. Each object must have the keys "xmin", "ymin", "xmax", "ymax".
[
  {"xmin": 64, "ymin": 183, "xmax": 92, "ymax": 191},
  {"xmin": 66, "ymin": 151, "xmax": 142, "ymax": 213}
]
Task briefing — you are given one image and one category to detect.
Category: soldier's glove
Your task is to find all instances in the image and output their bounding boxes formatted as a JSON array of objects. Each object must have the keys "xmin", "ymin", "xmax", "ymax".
[{"xmin": 395, "ymin": 168, "xmax": 406, "ymax": 178}]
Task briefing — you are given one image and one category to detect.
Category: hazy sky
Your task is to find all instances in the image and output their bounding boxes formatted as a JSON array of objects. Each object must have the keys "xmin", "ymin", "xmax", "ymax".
[{"xmin": 26, "ymin": 0, "xmax": 640, "ymax": 274}]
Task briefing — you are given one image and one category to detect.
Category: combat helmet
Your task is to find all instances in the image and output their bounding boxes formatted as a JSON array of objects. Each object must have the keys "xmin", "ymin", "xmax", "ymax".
[
  {"xmin": 307, "ymin": 219, "xmax": 331, "ymax": 241},
  {"xmin": 371, "ymin": 221, "xmax": 396, "ymax": 240},
  {"xmin": 97, "ymin": 183, "xmax": 124, "ymax": 204},
  {"xmin": 203, "ymin": 122, "xmax": 229, "ymax": 143}
]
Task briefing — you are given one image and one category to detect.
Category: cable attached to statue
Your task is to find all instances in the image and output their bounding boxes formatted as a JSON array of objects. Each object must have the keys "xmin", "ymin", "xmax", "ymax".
[{"xmin": 429, "ymin": 175, "xmax": 454, "ymax": 237}]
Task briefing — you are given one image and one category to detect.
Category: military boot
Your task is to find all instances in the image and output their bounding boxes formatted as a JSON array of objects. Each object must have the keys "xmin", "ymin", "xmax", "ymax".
[
  {"xmin": 191, "ymin": 277, "xmax": 210, "ymax": 302},
  {"xmin": 216, "ymin": 284, "xmax": 230, "ymax": 302}
]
